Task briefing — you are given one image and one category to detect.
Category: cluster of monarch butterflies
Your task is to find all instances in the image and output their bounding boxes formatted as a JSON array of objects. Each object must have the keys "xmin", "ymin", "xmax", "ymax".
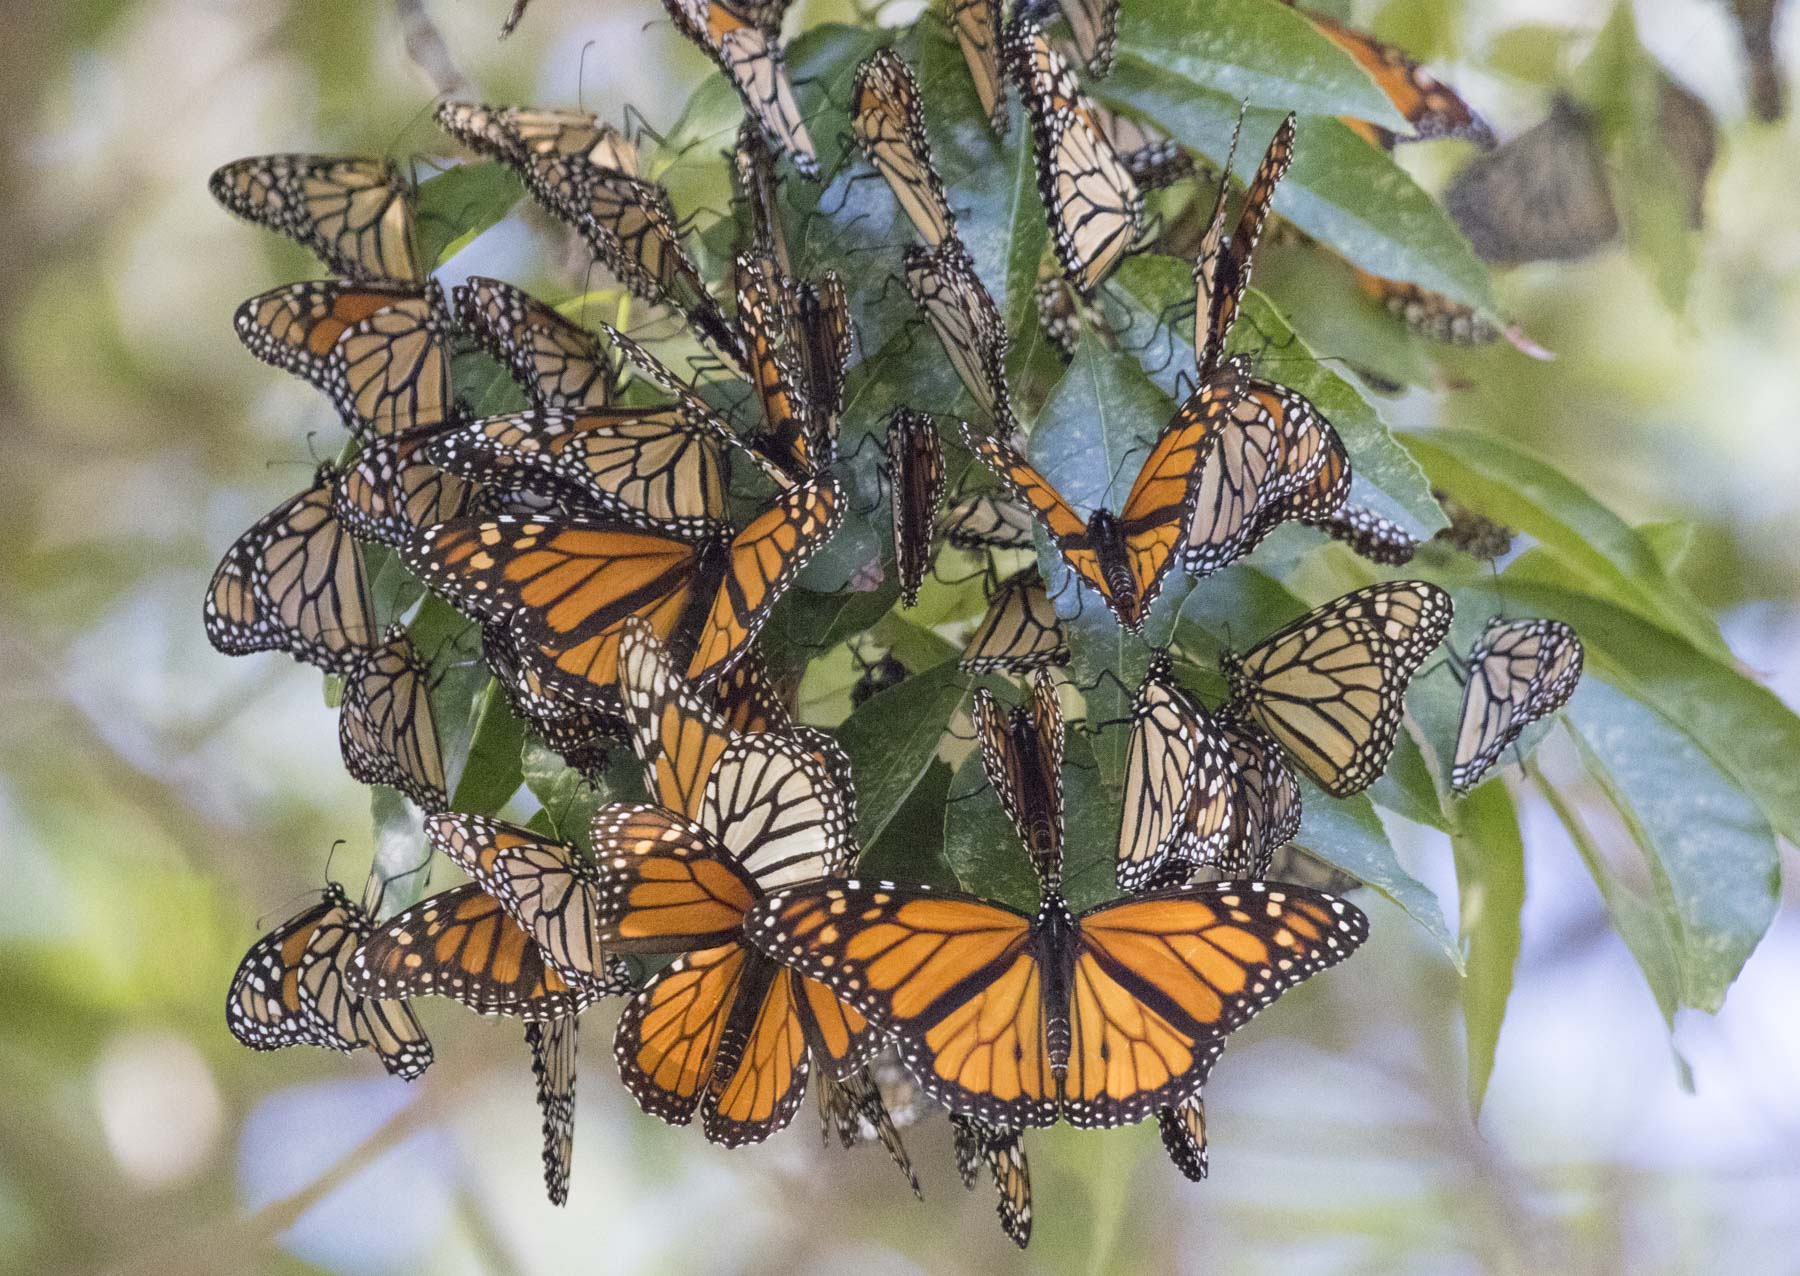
[{"xmin": 209, "ymin": 0, "xmax": 1587, "ymax": 1246}]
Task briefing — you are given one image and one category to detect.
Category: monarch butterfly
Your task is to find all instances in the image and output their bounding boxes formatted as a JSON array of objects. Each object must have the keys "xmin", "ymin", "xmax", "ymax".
[
  {"xmin": 852, "ymin": 48, "xmax": 957, "ymax": 250},
  {"xmin": 816, "ymin": 1066, "xmax": 922, "ymax": 1197},
  {"xmin": 961, "ymin": 356, "xmax": 1249, "ymax": 630},
  {"xmin": 349, "ymin": 882, "xmax": 635, "ymax": 1015},
  {"xmin": 583, "ymin": 623, "xmax": 878, "ymax": 1145},
  {"xmin": 940, "ymin": 492, "xmax": 1035, "ymax": 553},
  {"xmin": 1008, "ymin": 23, "xmax": 1142, "ymax": 294},
  {"xmin": 1035, "ymin": 260, "xmax": 1083, "ymax": 360},
  {"xmin": 662, "ymin": 0, "xmax": 819, "ymax": 180},
  {"xmin": 734, "ymin": 122, "xmax": 793, "ymax": 272},
  {"xmin": 1181, "ymin": 379, "xmax": 1349, "ymax": 578},
  {"xmin": 339, "ymin": 626, "xmax": 448, "ymax": 812},
  {"xmin": 401, "ymin": 472, "xmax": 841, "ymax": 707},
  {"xmin": 1221, "ymin": 582, "xmax": 1453, "ymax": 797},
  {"xmin": 1729, "ymin": 0, "xmax": 1784, "ymax": 123},
  {"xmin": 454, "ymin": 277, "xmax": 618, "ymax": 411},
  {"xmin": 1349, "ymin": 268, "xmax": 1499, "ymax": 345},
  {"xmin": 713, "ymin": 643, "xmax": 798, "ymax": 734},
  {"xmin": 234, "ymin": 281, "xmax": 452, "ymax": 438},
  {"xmin": 332, "ymin": 423, "xmax": 481, "ymax": 548},
  {"xmin": 946, "ymin": 0, "xmax": 1008, "ymax": 133},
  {"xmin": 425, "ymin": 405, "xmax": 734, "ymax": 539},
  {"xmin": 1194, "ymin": 112, "xmax": 1295, "ymax": 379},
  {"xmin": 1284, "ymin": 6, "xmax": 1495, "ymax": 148},
  {"xmin": 1301, "ymin": 502, "xmax": 1418, "ymax": 566},
  {"xmin": 1091, "ymin": 102, "xmax": 1195, "ymax": 191},
  {"xmin": 1141, "ymin": 711, "xmax": 1302, "ymax": 886},
  {"xmin": 1450, "ymin": 617, "xmax": 1584, "ymax": 792},
  {"xmin": 1158, "ymin": 1093, "xmax": 1209, "ymax": 1181},
  {"xmin": 210, "ymin": 154, "xmax": 421, "ymax": 283},
  {"xmin": 433, "ymin": 101, "xmax": 641, "ymax": 176},
  {"xmin": 951, "ymin": 1117, "xmax": 1032, "ymax": 1247},
  {"xmin": 525, "ymin": 1017, "xmax": 577, "ymax": 1205},
  {"xmin": 974, "ymin": 672, "xmax": 1066, "ymax": 877},
  {"xmin": 1050, "ymin": 0, "xmax": 1121, "ymax": 78},
  {"xmin": 885, "ymin": 410, "xmax": 947, "ymax": 607},
  {"xmin": 435, "ymin": 101, "xmax": 737, "ymax": 358},
  {"xmin": 851, "ymin": 653, "xmax": 909, "ymax": 707},
  {"xmin": 904, "ymin": 242, "xmax": 1014, "ymax": 430},
  {"xmin": 1115, "ymin": 654, "xmax": 1237, "ymax": 891},
  {"xmin": 1432, "ymin": 491, "xmax": 1514, "ymax": 559},
  {"xmin": 1444, "ymin": 95, "xmax": 1618, "ymax": 266},
  {"xmin": 226, "ymin": 877, "xmax": 433, "ymax": 1080},
  {"xmin": 959, "ymin": 568, "xmax": 1069, "ymax": 674},
  {"xmin": 745, "ymin": 669, "xmax": 1370, "ymax": 1128},
  {"xmin": 482, "ymin": 622, "xmax": 629, "ymax": 780},
  {"xmin": 205, "ymin": 464, "xmax": 379, "ymax": 675},
  {"xmin": 734, "ymin": 252, "xmax": 847, "ymax": 479}
]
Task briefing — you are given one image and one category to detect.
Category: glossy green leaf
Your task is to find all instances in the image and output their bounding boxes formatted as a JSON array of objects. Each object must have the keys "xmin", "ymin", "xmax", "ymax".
[
  {"xmin": 1564, "ymin": 680, "xmax": 1778, "ymax": 1013},
  {"xmin": 1293, "ymin": 784, "xmax": 1461, "ymax": 968},
  {"xmin": 858, "ymin": 757, "xmax": 958, "ymax": 890},
  {"xmin": 415, "ymin": 161, "xmax": 525, "ymax": 268},
  {"xmin": 1114, "ymin": 0, "xmax": 1409, "ymax": 128},
  {"xmin": 836, "ymin": 659, "xmax": 971, "ymax": 856},
  {"xmin": 448, "ymin": 680, "xmax": 527, "ymax": 814},
  {"xmin": 1097, "ymin": 63, "xmax": 1494, "ymax": 311},
  {"xmin": 1496, "ymin": 563, "xmax": 1800, "ymax": 854},
  {"xmin": 1448, "ymin": 779, "xmax": 1525, "ymax": 1114},
  {"xmin": 1403, "ymin": 429, "xmax": 1730, "ymax": 662}
]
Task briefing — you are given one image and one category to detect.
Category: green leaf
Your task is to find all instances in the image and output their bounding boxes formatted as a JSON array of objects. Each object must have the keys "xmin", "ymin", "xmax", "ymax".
[
  {"xmin": 415, "ymin": 161, "xmax": 525, "ymax": 268},
  {"xmin": 1107, "ymin": 255, "xmax": 1446, "ymax": 537},
  {"xmin": 858, "ymin": 758, "xmax": 958, "ymax": 889},
  {"xmin": 1293, "ymin": 785, "xmax": 1461, "ymax": 968},
  {"xmin": 836, "ymin": 660, "xmax": 971, "ymax": 855},
  {"xmin": 1403, "ymin": 429, "xmax": 1730, "ymax": 662},
  {"xmin": 367, "ymin": 785, "xmax": 428, "ymax": 914},
  {"xmin": 871, "ymin": 612, "xmax": 962, "ymax": 671},
  {"xmin": 1448, "ymin": 780, "xmax": 1525, "ymax": 1114},
  {"xmin": 1096, "ymin": 65, "xmax": 1493, "ymax": 312},
  {"xmin": 1114, "ymin": 0, "xmax": 1409, "ymax": 128},
  {"xmin": 1531, "ymin": 761, "xmax": 1693, "ymax": 1089},
  {"xmin": 519, "ymin": 741, "xmax": 635, "ymax": 850},
  {"xmin": 448, "ymin": 680, "xmax": 527, "ymax": 814},
  {"xmin": 1564, "ymin": 680, "xmax": 1779, "ymax": 1013},
  {"xmin": 1495, "ymin": 566, "xmax": 1800, "ymax": 855}
]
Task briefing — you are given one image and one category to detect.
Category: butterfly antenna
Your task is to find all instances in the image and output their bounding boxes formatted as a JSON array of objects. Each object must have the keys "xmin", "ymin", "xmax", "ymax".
[
  {"xmin": 575, "ymin": 41, "xmax": 601, "ymax": 113},
  {"xmin": 621, "ymin": 104, "xmax": 664, "ymax": 149}
]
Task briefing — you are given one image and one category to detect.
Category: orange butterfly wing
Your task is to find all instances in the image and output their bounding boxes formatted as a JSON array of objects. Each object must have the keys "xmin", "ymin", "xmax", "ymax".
[{"xmin": 588, "ymin": 803, "xmax": 761, "ymax": 953}]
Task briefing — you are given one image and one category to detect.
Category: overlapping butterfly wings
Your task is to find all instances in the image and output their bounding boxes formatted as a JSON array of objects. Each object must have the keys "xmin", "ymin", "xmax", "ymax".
[{"xmin": 747, "ymin": 876, "xmax": 1365, "ymax": 1128}]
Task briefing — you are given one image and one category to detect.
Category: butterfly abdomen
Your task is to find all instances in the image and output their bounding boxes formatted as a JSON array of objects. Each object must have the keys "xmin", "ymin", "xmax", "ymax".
[
  {"xmin": 1034, "ymin": 897, "xmax": 1078, "ymax": 1077},
  {"xmin": 1084, "ymin": 509, "xmax": 1140, "ymax": 624}
]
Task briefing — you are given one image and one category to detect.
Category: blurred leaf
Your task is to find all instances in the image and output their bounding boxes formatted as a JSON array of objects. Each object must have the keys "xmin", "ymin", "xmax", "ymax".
[
  {"xmin": 449, "ymin": 680, "xmax": 527, "ymax": 814},
  {"xmin": 1497, "ymin": 564, "xmax": 1800, "ymax": 854},
  {"xmin": 1579, "ymin": 2, "xmax": 1696, "ymax": 309},
  {"xmin": 1485, "ymin": 22, "xmax": 1572, "ymax": 85},
  {"xmin": 1371, "ymin": 728, "xmax": 1450, "ymax": 832},
  {"xmin": 1108, "ymin": 256, "xmax": 1446, "ymax": 537},
  {"xmin": 1296, "ymin": 786, "xmax": 1461, "ymax": 967},
  {"xmin": 1449, "ymin": 779, "xmax": 1524, "ymax": 1114},
  {"xmin": 1565, "ymin": 680, "xmax": 1779, "ymax": 1013},
  {"xmin": 836, "ymin": 659, "xmax": 971, "ymax": 859},
  {"xmin": 1064, "ymin": 600, "xmax": 1146, "ymax": 791},
  {"xmin": 1639, "ymin": 519, "xmax": 1698, "ymax": 575},
  {"xmin": 415, "ymin": 161, "xmax": 525, "ymax": 268},
  {"xmin": 1115, "ymin": 0, "xmax": 1409, "ymax": 127},
  {"xmin": 1404, "ymin": 429, "xmax": 1730, "ymax": 661},
  {"xmin": 1097, "ymin": 68, "xmax": 1493, "ymax": 312},
  {"xmin": 1372, "ymin": 0, "xmax": 1457, "ymax": 57},
  {"xmin": 858, "ymin": 757, "xmax": 957, "ymax": 889}
]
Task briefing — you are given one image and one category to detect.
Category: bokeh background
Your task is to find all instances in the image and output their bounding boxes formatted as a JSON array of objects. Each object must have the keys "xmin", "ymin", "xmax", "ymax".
[{"xmin": 4, "ymin": 1, "xmax": 1798, "ymax": 1272}]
